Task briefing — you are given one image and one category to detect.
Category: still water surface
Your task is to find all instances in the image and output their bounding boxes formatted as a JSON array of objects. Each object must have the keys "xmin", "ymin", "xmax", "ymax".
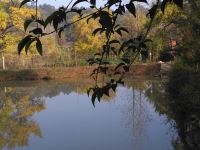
[{"xmin": 0, "ymin": 80, "xmax": 176, "ymax": 150}]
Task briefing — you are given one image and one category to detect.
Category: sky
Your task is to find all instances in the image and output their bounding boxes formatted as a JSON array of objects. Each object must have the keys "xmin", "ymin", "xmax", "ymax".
[
  {"xmin": 38, "ymin": 0, "xmax": 106, "ymax": 8},
  {"xmin": 38, "ymin": 0, "xmax": 152, "ymax": 8}
]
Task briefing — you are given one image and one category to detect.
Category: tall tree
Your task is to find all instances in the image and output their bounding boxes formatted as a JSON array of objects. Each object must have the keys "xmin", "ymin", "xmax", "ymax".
[
  {"xmin": 0, "ymin": 0, "xmax": 35, "ymax": 53},
  {"xmin": 72, "ymin": 15, "xmax": 105, "ymax": 60}
]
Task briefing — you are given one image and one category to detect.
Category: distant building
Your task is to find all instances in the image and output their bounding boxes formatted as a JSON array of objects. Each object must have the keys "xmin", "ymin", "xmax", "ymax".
[{"xmin": 169, "ymin": 39, "xmax": 177, "ymax": 49}]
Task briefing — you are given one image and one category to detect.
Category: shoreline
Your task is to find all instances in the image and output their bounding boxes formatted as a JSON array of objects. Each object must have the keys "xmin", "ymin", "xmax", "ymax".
[{"xmin": 0, "ymin": 63, "xmax": 163, "ymax": 82}]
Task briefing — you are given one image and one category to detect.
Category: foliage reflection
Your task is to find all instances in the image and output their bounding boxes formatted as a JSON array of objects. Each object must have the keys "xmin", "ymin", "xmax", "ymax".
[
  {"xmin": 0, "ymin": 79, "xmax": 199, "ymax": 150},
  {"xmin": 0, "ymin": 88, "xmax": 44, "ymax": 149}
]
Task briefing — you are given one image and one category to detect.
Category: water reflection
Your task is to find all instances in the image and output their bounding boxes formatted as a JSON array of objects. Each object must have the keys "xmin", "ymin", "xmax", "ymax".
[
  {"xmin": 0, "ymin": 89, "xmax": 44, "ymax": 149},
  {"xmin": 120, "ymin": 85, "xmax": 151, "ymax": 139},
  {"xmin": 145, "ymin": 81, "xmax": 200, "ymax": 150},
  {"xmin": 0, "ymin": 80, "xmax": 199, "ymax": 150}
]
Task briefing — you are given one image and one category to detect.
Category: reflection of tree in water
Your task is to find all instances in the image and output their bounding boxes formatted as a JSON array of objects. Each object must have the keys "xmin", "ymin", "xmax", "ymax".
[
  {"xmin": 145, "ymin": 80, "xmax": 200, "ymax": 150},
  {"xmin": 131, "ymin": 89, "xmax": 150, "ymax": 138},
  {"xmin": 0, "ymin": 93, "xmax": 44, "ymax": 149},
  {"xmin": 121, "ymin": 81, "xmax": 151, "ymax": 139},
  {"xmin": 0, "ymin": 81, "xmax": 77, "ymax": 99},
  {"xmin": 0, "ymin": 80, "xmax": 92, "ymax": 150},
  {"xmin": 1, "ymin": 79, "xmax": 199, "ymax": 150}
]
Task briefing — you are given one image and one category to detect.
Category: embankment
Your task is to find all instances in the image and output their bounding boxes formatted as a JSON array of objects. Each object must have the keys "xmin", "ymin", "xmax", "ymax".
[{"xmin": 0, "ymin": 63, "xmax": 162, "ymax": 82}]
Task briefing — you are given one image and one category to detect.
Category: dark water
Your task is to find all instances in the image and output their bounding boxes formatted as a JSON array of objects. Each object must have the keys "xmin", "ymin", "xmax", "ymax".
[{"xmin": 0, "ymin": 80, "xmax": 189, "ymax": 150}]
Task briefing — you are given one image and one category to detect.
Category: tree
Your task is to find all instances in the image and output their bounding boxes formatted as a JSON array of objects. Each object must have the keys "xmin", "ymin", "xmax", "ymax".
[
  {"xmin": 71, "ymin": 14, "xmax": 106, "ymax": 65},
  {"xmin": 0, "ymin": 0, "xmax": 35, "ymax": 53},
  {"xmin": 18, "ymin": 0, "xmax": 184, "ymax": 105},
  {"xmin": 144, "ymin": 3, "xmax": 185, "ymax": 61},
  {"xmin": 0, "ymin": 1, "xmax": 36, "ymax": 69},
  {"xmin": 0, "ymin": 2, "xmax": 63, "ymax": 69},
  {"xmin": 120, "ymin": 6, "xmax": 147, "ymax": 40},
  {"xmin": 151, "ymin": 1, "xmax": 200, "ymax": 67}
]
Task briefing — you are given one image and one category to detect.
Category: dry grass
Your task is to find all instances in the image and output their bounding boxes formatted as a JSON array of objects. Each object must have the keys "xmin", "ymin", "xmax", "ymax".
[{"xmin": 0, "ymin": 63, "xmax": 161, "ymax": 82}]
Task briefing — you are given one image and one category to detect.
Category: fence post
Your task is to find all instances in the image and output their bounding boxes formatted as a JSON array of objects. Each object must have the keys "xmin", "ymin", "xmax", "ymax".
[
  {"xmin": 32, "ymin": 58, "xmax": 34, "ymax": 69},
  {"xmin": 2, "ymin": 54, "xmax": 5, "ymax": 70}
]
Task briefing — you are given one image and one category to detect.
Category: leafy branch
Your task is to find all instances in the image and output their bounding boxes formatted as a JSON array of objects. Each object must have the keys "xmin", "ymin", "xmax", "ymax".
[{"xmin": 18, "ymin": 0, "xmax": 184, "ymax": 106}]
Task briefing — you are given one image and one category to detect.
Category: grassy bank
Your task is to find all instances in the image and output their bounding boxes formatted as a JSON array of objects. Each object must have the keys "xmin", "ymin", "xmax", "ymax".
[{"xmin": 0, "ymin": 63, "xmax": 161, "ymax": 82}]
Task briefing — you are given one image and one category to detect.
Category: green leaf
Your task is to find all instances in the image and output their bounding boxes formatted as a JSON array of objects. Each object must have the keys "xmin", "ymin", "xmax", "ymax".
[
  {"xmin": 109, "ymin": 40, "xmax": 120, "ymax": 45},
  {"xmin": 107, "ymin": 0, "xmax": 120, "ymax": 8},
  {"xmin": 30, "ymin": 28, "xmax": 43, "ymax": 35},
  {"xmin": 173, "ymin": 0, "xmax": 183, "ymax": 8},
  {"xmin": 24, "ymin": 19, "xmax": 33, "ymax": 31},
  {"xmin": 18, "ymin": 35, "xmax": 33, "ymax": 55},
  {"xmin": 115, "ymin": 27, "xmax": 128, "ymax": 36},
  {"xmin": 87, "ymin": 88, "xmax": 93, "ymax": 97},
  {"xmin": 87, "ymin": 13, "xmax": 98, "ymax": 24},
  {"xmin": 20, "ymin": 0, "xmax": 31, "ymax": 8},
  {"xmin": 123, "ymin": 66, "xmax": 129, "ymax": 72},
  {"xmin": 144, "ymin": 39, "xmax": 152, "ymax": 43},
  {"xmin": 111, "ymin": 84, "xmax": 117, "ymax": 92},
  {"xmin": 161, "ymin": 0, "xmax": 168, "ymax": 13},
  {"xmin": 36, "ymin": 38, "xmax": 43, "ymax": 56},
  {"xmin": 98, "ymin": 11, "xmax": 113, "ymax": 30},
  {"xmin": 122, "ymin": 58, "xmax": 130, "ymax": 64},
  {"xmin": 91, "ymin": 92, "xmax": 96, "ymax": 107},
  {"xmin": 92, "ymin": 28, "xmax": 104, "ymax": 36},
  {"xmin": 131, "ymin": 0, "xmax": 147, "ymax": 3},
  {"xmin": 44, "ymin": 11, "xmax": 61, "ymax": 28},
  {"xmin": 58, "ymin": 28, "xmax": 64, "ymax": 38},
  {"xmin": 126, "ymin": 2, "xmax": 136, "ymax": 17},
  {"xmin": 53, "ymin": 18, "xmax": 59, "ymax": 31},
  {"xmin": 116, "ymin": 27, "xmax": 129, "ymax": 34},
  {"xmin": 90, "ymin": 0, "xmax": 96, "ymax": 6},
  {"xmin": 114, "ymin": 6, "xmax": 125, "ymax": 15},
  {"xmin": 72, "ymin": 0, "xmax": 87, "ymax": 8},
  {"xmin": 115, "ymin": 62, "xmax": 125, "ymax": 70},
  {"xmin": 103, "ymin": 88, "xmax": 110, "ymax": 97},
  {"xmin": 25, "ymin": 38, "xmax": 34, "ymax": 54},
  {"xmin": 147, "ymin": 4, "xmax": 158, "ymax": 19},
  {"xmin": 141, "ymin": 50, "xmax": 148, "ymax": 59},
  {"xmin": 71, "ymin": 8, "xmax": 85, "ymax": 16},
  {"xmin": 37, "ymin": 19, "xmax": 46, "ymax": 27},
  {"xmin": 116, "ymin": 30, "xmax": 122, "ymax": 36}
]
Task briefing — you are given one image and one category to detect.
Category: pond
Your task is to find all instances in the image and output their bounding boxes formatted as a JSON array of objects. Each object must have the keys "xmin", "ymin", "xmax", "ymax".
[{"xmin": 0, "ymin": 80, "xmax": 190, "ymax": 150}]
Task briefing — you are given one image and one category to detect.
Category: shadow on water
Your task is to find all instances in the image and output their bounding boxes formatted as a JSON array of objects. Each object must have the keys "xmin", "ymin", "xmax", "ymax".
[
  {"xmin": 144, "ymin": 79, "xmax": 200, "ymax": 150},
  {"xmin": 0, "ymin": 79, "xmax": 199, "ymax": 150}
]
